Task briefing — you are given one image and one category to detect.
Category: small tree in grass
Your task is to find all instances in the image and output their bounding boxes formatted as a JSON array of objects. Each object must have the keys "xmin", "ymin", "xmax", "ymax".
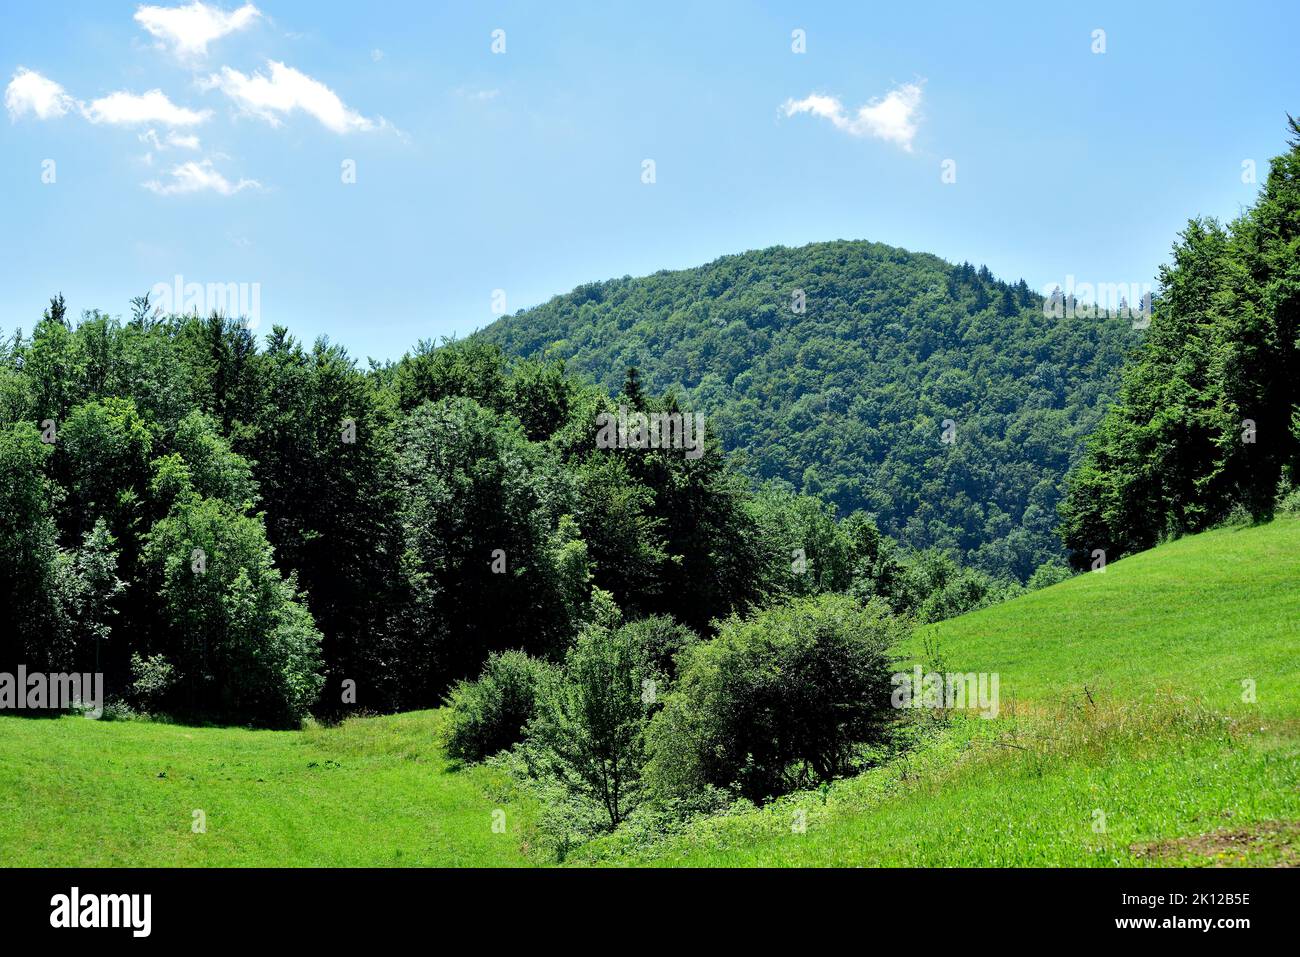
[{"xmin": 525, "ymin": 614, "xmax": 655, "ymax": 828}]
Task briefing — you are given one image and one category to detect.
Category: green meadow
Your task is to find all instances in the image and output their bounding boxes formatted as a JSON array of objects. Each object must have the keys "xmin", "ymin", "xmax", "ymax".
[
  {"xmin": 3, "ymin": 516, "xmax": 1298, "ymax": 867},
  {"xmin": 0, "ymin": 710, "xmax": 538, "ymax": 867}
]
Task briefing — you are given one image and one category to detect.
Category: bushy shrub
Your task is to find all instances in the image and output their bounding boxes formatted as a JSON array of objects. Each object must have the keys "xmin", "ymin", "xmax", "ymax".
[
  {"xmin": 445, "ymin": 650, "xmax": 556, "ymax": 762},
  {"xmin": 129, "ymin": 652, "xmax": 176, "ymax": 713},
  {"xmin": 1274, "ymin": 479, "xmax": 1300, "ymax": 515},
  {"xmin": 646, "ymin": 594, "xmax": 905, "ymax": 804},
  {"xmin": 1027, "ymin": 561, "xmax": 1073, "ymax": 591},
  {"xmin": 896, "ymin": 549, "xmax": 1023, "ymax": 623},
  {"xmin": 615, "ymin": 615, "xmax": 699, "ymax": 683}
]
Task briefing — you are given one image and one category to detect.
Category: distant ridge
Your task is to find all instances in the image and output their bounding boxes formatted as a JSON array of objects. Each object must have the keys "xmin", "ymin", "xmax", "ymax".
[{"xmin": 481, "ymin": 240, "xmax": 1141, "ymax": 579}]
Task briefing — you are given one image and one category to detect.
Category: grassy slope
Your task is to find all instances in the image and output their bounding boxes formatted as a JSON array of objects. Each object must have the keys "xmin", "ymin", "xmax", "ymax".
[
  {"xmin": 2, "ymin": 518, "xmax": 1297, "ymax": 867},
  {"xmin": 912, "ymin": 517, "xmax": 1300, "ymax": 720},
  {"xmin": 573, "ymin": 517, "xmax": 1300, "ymax": 866},
  {"xmin": 0, "ymin": 710, "xmax": 538, "ymax": 866}
]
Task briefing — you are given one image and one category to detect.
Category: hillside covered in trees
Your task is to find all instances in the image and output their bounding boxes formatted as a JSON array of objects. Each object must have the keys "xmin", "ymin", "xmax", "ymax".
[{"xmin": 480, "ymin": 240, "xmax": 1142, "ymax": 580}]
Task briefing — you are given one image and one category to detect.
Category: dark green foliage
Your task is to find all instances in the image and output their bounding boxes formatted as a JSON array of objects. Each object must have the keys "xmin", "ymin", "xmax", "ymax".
[
  {"xmin": 1060, "ymin": 119, "xmax": 1300, "ymax": 563},
  {"xmin": 0, "ymin": 423, "xmax": 61, "ymax": 670},
  {"xmin": 55, "ymin": 397, "xmax": 154, "ymax": 544},
  {"xmin": 614, "ymin": 615, "xmax": 700, "ymax": 683},
  {"xmin": 1027, "ymin": 561, "xmax": 1073, "ymax": 591},
  {"xmin": 571, "ymin": 454, "xmax": 668, "ymax": 604},
  {"xmin": 50, "ymin": 519, "xmax": 125, "ymax": 673},
  {"xmin": 1, "ymin": 242, "xmax": 1069, "ymax": 727},
  {"xmin": 392, "ymin": 396, "xmax": 584, "ymax": 699},
  {"xmin": 838, "ymin": 512, "xmax": 1021, "ymax": 623},
  {"xmin": 889, "ymin": 548, "xmax": 1023, "ymax": 624},
  {"xmin": 645, "ymin": 594, "xmax": 905, "ymax": 804},
  {"xmin": 392, "ymin": 337, "xmax": 507, "ymax": 414},
  {"xmin": 749, "ymin": 485, "xmax": 856, "ymax": 598},
  {"xmin": 4, "ymin": 310, "xmax": 849, "ymax": 724},
  {"xmin": 444, "ymin": 650, "xmax": 557, "ymax": 762},
  {"xmin": 128, "ymin": 652, "xmax": 176, "ymax": 713},
  {"xmin": 224, "ymin": 325, "xmax": 406, "ymax": 716},
  {"xmin": 141, "ymin": 495, "xmax": 324, "ymax": 727},
  {"xmin": 481, "ymin": 240, "xmax": 1140, "ymax": 580}
]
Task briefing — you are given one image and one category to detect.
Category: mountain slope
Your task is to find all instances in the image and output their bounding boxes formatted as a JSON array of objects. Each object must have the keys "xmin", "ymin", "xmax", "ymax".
[
  {"xmin": 481, "ymin": 240, "xmax": 1141, "ymax": 580},
  {"xmin": 914, "ymin": 515, "xmax": 1300, "ymax": 718},
  {"xmin": 571, "ymin": 515, "xmax": 1300, "ymax": 866}
]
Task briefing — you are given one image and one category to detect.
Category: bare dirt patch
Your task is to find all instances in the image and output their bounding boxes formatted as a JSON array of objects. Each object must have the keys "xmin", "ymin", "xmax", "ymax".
[{"xmin": 1131, "ymin": 820, "xmax": 1300, "ymax": 867}]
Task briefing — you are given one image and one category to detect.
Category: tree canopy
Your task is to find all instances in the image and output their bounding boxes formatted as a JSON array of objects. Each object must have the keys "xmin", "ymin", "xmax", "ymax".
[{"xmin": 480, "ymin": 239, "xmax": 1141, "ymax": 580}]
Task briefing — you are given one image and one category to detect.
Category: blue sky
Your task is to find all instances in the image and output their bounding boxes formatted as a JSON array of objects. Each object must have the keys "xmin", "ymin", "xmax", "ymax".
[{"xmin": 2, "ymin": 1, "xmax": 1298, "ymax": 362}]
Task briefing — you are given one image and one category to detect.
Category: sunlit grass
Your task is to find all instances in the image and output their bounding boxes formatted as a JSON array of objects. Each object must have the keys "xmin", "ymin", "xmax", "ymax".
[
  {"xmin": 570, "ymin": 516, "xmax": 1300, "ymax": 866},
  {"xmin": 0, "ymin": 709, "xmax": 539, "ymax": 866}
]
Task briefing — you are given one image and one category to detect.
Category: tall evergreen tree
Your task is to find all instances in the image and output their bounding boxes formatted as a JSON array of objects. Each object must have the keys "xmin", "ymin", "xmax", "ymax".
[{"xmin": 1060, "ymin": 118, "xmax": 1300, "ymax": 563}]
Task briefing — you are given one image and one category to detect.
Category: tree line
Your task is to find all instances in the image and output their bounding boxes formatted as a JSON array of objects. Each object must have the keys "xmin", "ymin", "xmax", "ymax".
[{"xmin": 1, "ymin": 311, "xmax": 1022, "ymax": 727}]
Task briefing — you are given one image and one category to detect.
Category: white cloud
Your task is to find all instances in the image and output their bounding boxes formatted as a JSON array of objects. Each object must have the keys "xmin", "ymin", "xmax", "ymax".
[
  {"xmin": 5, "ymin": 67, "xmax": 75, "ymax": 120},
  {"xmin": 204, "ymin": 60, "xmax": 383, "ymax": 133},
  {"xmin": 140, "ymin": 128, "xmax": 202, "ymax": 151},
  {"xmin": 8, "ymin": 69, "xmax": 208, "ymax": 129},
  {"xmin": 84, "ymin": 89, "xmax": 210, "ymax": 126},
  {"xmin": 143, "ymin": 158, "xmax": 258, "ymax": 195},
  {"xmin": 135, "ymin": 2, "xmax": 262, "ymax": 58},
  {"xmin": 782, "ymin": 83, "xmax": 924, "ymax": 151}
]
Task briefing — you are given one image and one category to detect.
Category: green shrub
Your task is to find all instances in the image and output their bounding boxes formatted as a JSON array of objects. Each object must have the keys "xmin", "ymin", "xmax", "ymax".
[
  {"xmin": 524, "ymin": 621, "xmax": 657, "ymax": 827},
  {"xmin": 896, "ymin": 550, "xmax": 1023, "ymax": 623},
  {"xmin": 646, "ymin": 594, "xmax": 905, "ymax": 805},
  {"xmin": 445, "ymin": 651, "xmax": 555, "ymax": 762},
  {"xmin": 1275, "ymin": 480, "xmax": 1300, "ymax": 516},
  {"xmin": 615, "ymin": 615, "xmax": 699, "ymax": 684},
  {"xmin": 1027, "ymin": 561, "xmax": 1073, "ymax": 591},
  {"xmin": 129, "ymin": 652, "xmax": 176, "ymax": 713}
]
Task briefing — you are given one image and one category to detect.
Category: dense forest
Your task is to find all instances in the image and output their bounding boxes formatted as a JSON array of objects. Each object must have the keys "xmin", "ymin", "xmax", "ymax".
[
  {"xmin": 480, "ymin": 240, "xmax": 1142, "ymax": 581},
  {"xmin": 0, "ymin": 305, "xmax": 1024, "ymax": 728}
]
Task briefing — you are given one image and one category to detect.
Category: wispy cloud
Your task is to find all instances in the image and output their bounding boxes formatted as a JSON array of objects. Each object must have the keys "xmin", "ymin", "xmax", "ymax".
[
  {"xmin": 5, "ymin": 67, "xmax": 75, "ymax": 120},
  {"xmin": 782, "ymin": 82, "xmax": 924, "ymax": 152},
  {"xmin": 6, "ymin": 68, "xmax": 207, "ymax": 130},
  {"xmin": 135, "ymin": 1, "xmax": 262, "ymax": 59},
  {"xmin": 140, "ymin": 128, "xmax": 202, "ymax": 151},
  {"xmin": 166, "ymin": 131, "xmax": 201, "ymax": 149},
  {"xmin": 203, "ymin": 60, "xmax": 386, "ymax": 134},
  {"xmin": 143, "ymin": 158, "xmax": 258, "ymax": 195},
  {"xmin": 84, "ymin": 89, "xmax": 210, "ymax": 126}
]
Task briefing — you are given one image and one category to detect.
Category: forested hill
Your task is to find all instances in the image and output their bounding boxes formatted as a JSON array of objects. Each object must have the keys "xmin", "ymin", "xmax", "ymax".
[{"xmin": 479, "ymin": 240, "xmax": 1143, "ymax": 581}]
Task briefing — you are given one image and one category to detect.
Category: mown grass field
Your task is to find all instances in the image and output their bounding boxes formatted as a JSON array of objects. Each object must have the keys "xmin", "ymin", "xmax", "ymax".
[
  {"xmin": 911, "ymin": 517, "xmax": 1300, "ymax": 720},
  {"xmin": 2, "ymin": 517, "xmax": 1297, "ymax": 867},
  {"xmin": 0, "ymin": 710, "xmax": 539, "ymax": 866}
]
